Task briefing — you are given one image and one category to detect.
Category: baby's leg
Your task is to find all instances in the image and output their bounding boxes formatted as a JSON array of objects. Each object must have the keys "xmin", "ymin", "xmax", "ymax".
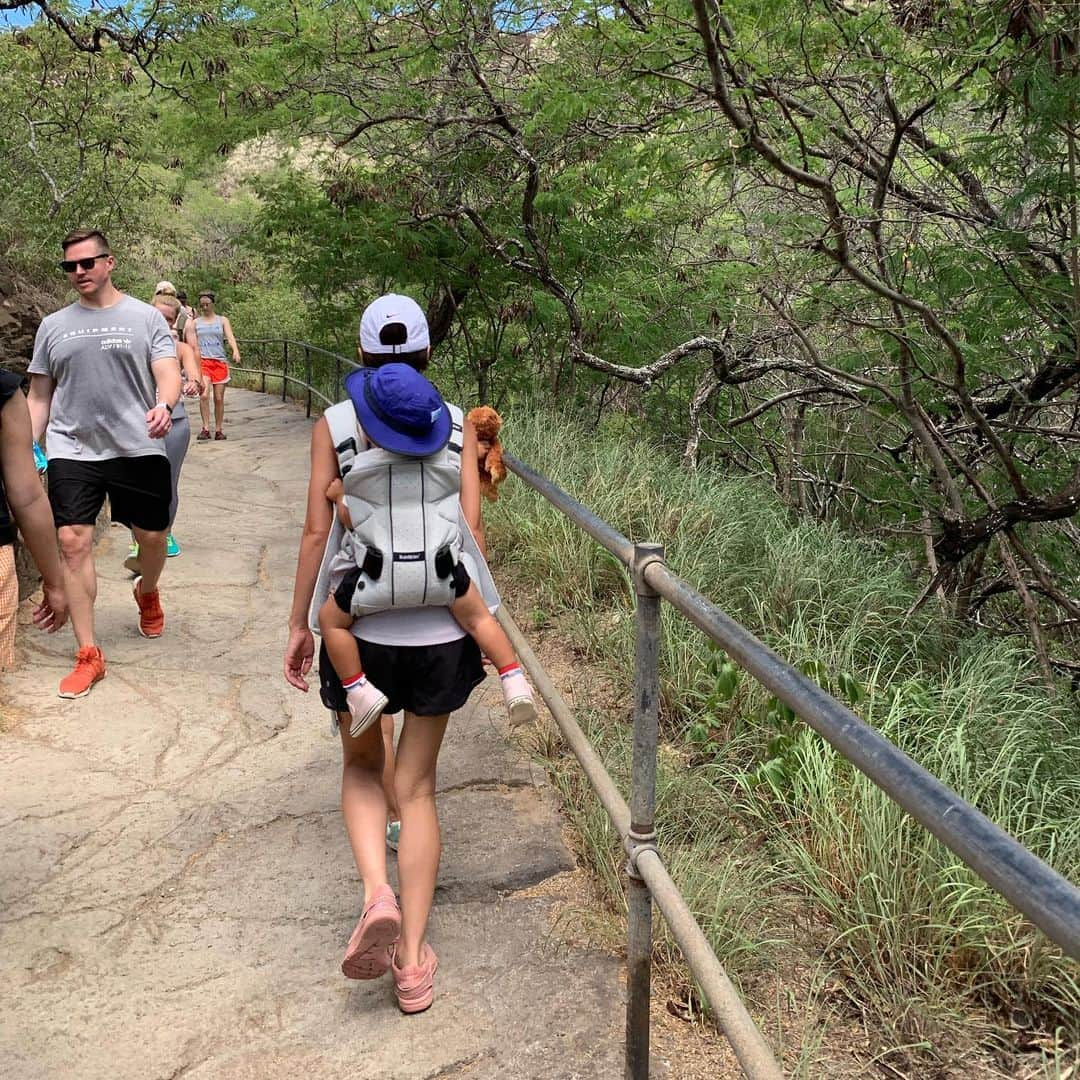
[
  {"xmin": 319, "ymin": 593, "xmax": 365, "ymax": 681},
  {"xmin": 448, "ymin": 583, "xmax": 514, "ymax": 667},
  {"xmin": 449, "ymin": 580, "xmax": 536, "ymax": 727},
  {"xmin": 320, "ymin": 585, "xmax": 388, "ymax": 737}
]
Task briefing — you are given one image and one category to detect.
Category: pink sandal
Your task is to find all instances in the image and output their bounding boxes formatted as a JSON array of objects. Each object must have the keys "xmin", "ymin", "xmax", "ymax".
[{"xmin": 341, "ymin": 884, "xmax": 400, "ymax": 980}]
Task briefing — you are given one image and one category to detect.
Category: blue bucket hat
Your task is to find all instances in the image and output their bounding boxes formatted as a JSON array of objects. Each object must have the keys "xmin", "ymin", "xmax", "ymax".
[{"xmin": 344, "ymin": 363, "xmax": 451, "ymax": 457}]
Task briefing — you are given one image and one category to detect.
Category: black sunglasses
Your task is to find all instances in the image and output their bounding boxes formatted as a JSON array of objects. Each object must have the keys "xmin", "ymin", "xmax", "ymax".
[{"xmin": 58, "ymin": 253, "xmax": 110, "ymax": 273}]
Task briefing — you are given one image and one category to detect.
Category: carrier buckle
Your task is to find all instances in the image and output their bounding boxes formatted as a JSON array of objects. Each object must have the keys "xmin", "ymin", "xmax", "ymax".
[
  {"xmin": 434, "ymin": 544, "xmax": 454, "ymax": 580},
  {"xmin": 336, "ymin": 437, "xmax": 357, "ymax": 477},
  {"xmin": 361, "ymin": 547, "xmax": 384, "ymax": 581}
]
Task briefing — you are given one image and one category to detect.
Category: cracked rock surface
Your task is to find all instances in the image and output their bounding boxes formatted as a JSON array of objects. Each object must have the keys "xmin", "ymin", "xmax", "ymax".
[{"xmin": 1, "ymin": 391, "xmax": 630, "ymax": 1080}]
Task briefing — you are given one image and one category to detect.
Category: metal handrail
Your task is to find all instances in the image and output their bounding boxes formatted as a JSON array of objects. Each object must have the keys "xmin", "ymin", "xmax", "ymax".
[
  {"xmin": 234, "ymin": 338, "xmax": 357, "ymax": 418},
  {"xmin": 229, "ymin": 365, "xmax": 336, "ymax": 410},
  {"xmin": 504, "ymin": 450, "xmax": 1080, "ymax": 961},
  {"xmin": 237, "ymin": 337, "xmax": 354, "ymax": 363},
  {"xmin": 643, "ymin": 560, "xmax": 1080, "ymax": 956}
]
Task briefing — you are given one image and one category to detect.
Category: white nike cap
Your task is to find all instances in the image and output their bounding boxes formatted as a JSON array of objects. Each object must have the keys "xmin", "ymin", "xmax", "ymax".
[{"xmin": 358, "ymin": 293, "xmax": 430, "ymax": 355}]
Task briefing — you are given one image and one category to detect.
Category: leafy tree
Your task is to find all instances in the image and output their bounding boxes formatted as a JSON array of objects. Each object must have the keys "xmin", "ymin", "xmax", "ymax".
[{"xmin": 4, "ymin": 0, "xmax": 1078, "ymax": 664}]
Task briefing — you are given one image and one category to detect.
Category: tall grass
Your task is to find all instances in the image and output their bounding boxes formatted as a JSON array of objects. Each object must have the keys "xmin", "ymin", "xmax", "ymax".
[{"xmin": 489, "ymin": 405, "xmax": 1080, "ymax": 1066}]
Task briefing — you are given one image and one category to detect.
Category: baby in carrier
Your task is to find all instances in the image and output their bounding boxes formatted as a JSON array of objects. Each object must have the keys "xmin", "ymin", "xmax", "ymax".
[{"xmin": 318, "ymin": 361, "xmax": 536, "ymax": 737}]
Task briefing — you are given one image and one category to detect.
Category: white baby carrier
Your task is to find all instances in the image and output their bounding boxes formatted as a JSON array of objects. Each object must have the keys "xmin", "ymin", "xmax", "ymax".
[{"xmin": 308, "ymin": 399, "xmax": 499, "ymax": 632}]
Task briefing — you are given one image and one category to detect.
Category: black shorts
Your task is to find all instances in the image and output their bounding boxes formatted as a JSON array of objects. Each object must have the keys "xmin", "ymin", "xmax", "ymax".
[
  {"xmin": 47, "ymin": 455, "xmax": 171, "ymax": 531},
  {"xmin": 332, "ymin": 561, "xmax": 472, "ymax": 614},
  {"xmin": 318, "ymin": 635, "xmax": 485, "ymax": 717}
]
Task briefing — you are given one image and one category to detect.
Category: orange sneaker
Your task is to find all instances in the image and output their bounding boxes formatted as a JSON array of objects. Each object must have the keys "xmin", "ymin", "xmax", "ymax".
[
  {"xmin": 58, "ymin": 646, "xmax": 106, "ymax": 698},
  {"xmin": 133, "ymin": 576, "xmax": 165, "ymax": 638}
]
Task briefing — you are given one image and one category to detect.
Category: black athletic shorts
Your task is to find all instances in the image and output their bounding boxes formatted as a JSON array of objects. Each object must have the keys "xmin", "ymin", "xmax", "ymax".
[
  {"xmin": 47, "ymin": 454, "xmax": 172, "ymax": 531},
  {"xmin": 332, "ymin": 561, "xmax": 472, "ymax": 614},
  {"xmin": 318, "ymin": 635, "xmax": 485, "ymax": 717}
]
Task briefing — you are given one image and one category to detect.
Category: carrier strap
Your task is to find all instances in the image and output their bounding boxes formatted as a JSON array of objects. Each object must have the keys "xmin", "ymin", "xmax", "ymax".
[
  {"xmin": 448, "ymin": 410, "xmax": 463, "ymax": 455},
  {"xmin": 323, "ymin": 400, "xmax": 367, "ymax": 478}
]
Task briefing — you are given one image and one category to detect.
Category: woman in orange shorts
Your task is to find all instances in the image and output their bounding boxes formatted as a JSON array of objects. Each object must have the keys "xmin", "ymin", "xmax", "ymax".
[{"xmin": 194, "ymin": 291, "xmax": 240, "ymax": 441}]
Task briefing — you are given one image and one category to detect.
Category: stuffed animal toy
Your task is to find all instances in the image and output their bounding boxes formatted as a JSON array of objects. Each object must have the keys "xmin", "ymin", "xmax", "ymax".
[{"xmin": 466, "ymin": 405, "xmax": 507, "ymax": 502}]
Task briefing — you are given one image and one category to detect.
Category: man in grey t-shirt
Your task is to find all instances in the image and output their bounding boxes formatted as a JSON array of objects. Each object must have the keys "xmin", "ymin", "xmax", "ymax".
[{"xmin": 27, "ymin": 228, "xmax": 181, "ymax": 698}]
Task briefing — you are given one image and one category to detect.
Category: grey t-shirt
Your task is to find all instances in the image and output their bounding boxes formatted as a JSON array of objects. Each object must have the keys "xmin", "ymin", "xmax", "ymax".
[{"xmin": 28, "ymin": 295, "xmax": 176, "ymax": 461}]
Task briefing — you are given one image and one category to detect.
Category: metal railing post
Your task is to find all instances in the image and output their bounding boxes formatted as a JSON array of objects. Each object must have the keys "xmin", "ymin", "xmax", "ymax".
[
  {"xmin": 259, "ymin": 342, "xmax": 266, "ymax": 393},
  {"xmin": 282, "ymin": 340, "xmax": 289, "ymax": 402},
  {"xmin": 625, "ymin": 542, "xmax": 664, "ymax": 1080},
  {"xmin": 304, "ymin": 345, "xmax": 312, "ymax": 417}
]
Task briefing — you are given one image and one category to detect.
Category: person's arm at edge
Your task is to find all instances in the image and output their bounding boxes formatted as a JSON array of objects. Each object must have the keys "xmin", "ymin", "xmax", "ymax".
[
  {"xmin": 285, "ymin": 417, "xmax": 337, "ymax": 691},
  {"xmin": 178, "ymin": 341, "xmax": 203, "ymax": 395},
  {"xmin": 221, "ymin": 315, "xmax": 241, "ymax": 363},
  {"xmin": 182, "ymin": 323, "xmax": 204, "ymax": 391},
  {"xmin": 460, "ymin": 417, "xmax": 486, "ymax": 558},
  {"xmin": 148, "ymin": 355, "xmax": 181, "ymax": 438},
  {"xmin": 0, "ymin": 393, "xmax": 67, "ymax": 631},
  {"xmin": 183, "ymin": 321, "xmax": 203, "ymax": 368},
  {"xmin": 26, "ymin": 374, "xmax": 54, "ymax": 445}
]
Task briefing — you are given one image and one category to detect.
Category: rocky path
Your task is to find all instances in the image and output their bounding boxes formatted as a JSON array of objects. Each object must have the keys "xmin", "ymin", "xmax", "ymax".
[{"xmin": 0, "ymin": 390, "xmax": 632, "ymax": 1079}]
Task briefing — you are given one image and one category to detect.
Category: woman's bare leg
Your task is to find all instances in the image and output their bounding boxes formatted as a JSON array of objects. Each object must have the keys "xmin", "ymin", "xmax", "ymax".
[
  {"xmin": 213, "ymin": 383, "xmax": 226, "ymax": 433},
  {"xmin": 393, "ymin": 711, "xmax": 450, "ymax": 967},
  {"xmin": 198, "ymin": 378, "xmax": 211, "ymax": 431},
  {"xmin": 382, "ymin": 713, "xmax": 400, "ymax": 823},
  {"xmin": 339, "ymin": 712, "xmax": 390, "ymax": 905}
]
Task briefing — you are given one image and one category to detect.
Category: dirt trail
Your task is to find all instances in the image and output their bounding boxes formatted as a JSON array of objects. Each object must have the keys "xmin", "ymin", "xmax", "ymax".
[{"xmin": 0, "ymin": 390, "xmax": 650, "ymax": 1079}]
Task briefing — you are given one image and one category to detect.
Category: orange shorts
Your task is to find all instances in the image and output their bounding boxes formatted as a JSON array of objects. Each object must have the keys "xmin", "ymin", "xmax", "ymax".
[{"xmin": 202, "ymin": 358, "xmax": 230, "ymax": 385}]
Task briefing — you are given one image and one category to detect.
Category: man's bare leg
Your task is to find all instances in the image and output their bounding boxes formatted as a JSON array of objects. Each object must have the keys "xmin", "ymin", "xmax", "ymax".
[
  {"xmin": 131, "ymin": 527, "xmax": 167, "ymax": 593},
  {"xmin": 56, "ymin": 524, "xmax": 97, "ymax": 648}
]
